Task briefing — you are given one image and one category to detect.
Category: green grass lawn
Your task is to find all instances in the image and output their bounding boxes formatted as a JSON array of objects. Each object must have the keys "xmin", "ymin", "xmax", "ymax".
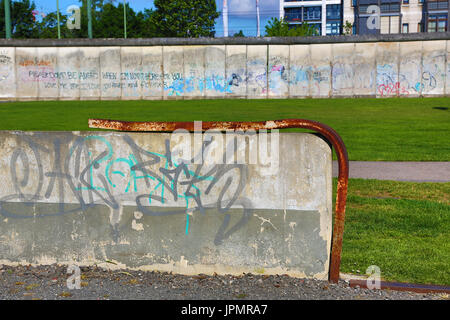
[
  {"xmin": 336, "ymin": 179, "xmax": 450, "ymax": 286},
  {"xmin": 0, "ymin": 97, "xmax": 449, "ymax": 161}
]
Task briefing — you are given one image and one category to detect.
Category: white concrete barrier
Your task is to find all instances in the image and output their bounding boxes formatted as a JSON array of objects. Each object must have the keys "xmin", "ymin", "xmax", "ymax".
[
  {"xmin": 0, "ymin": 40, "xmax": 449, "ymax": 100},
  {"xmin": 0, "ymin": 131, "xmax": 333, "ymax": 279}
]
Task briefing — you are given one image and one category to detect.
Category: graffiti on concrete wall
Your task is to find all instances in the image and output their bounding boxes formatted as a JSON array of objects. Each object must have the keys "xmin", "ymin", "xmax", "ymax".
[
  {"xmin": 0, "ymin": 42, "xmax": 448, "ymax": 99},
  {"xmin": 0, "ymin": 52, "xmax": 12, "ymax": 82},
  {"xmin": 0, "ymin": 129, "xmax": 281, "ymax": 245}
]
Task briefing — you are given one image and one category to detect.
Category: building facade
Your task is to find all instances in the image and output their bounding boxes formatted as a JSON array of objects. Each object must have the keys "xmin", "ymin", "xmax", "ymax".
[
  {"xmin": 280, "ymin": 0, "xmax": 448, "ymax": 35},
  {"xmin": 423, "ymin": 0, "xmax": 449, "ymax": 32},
  {"xmin": 280, "ymin": 0, "xmax": 344, "ymax": 35}
]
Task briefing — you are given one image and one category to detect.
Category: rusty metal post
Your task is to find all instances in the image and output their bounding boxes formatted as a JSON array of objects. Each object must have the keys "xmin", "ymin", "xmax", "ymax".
[{"xmin": 89, "ymin": 118, "xmax": 349, "ymax": 283}]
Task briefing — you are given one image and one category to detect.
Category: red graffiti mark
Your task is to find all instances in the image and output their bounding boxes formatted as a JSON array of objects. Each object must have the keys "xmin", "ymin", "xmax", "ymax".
[
  {"xmin": 19, "ymin": 60, "xmax": 52, "ymax": 67},
  {"xmin": 378, "ymin": 82, "xmax": 409, "ymax": 97}
]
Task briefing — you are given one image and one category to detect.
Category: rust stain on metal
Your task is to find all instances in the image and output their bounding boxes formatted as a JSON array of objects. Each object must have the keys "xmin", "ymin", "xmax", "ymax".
[
  {"xmin": 349, "ymin": 279, "xmax": 450, "ymax": 294},
  {"xmin": 89, "ymin": 118, "xmax": 349, "ymax": 283}
]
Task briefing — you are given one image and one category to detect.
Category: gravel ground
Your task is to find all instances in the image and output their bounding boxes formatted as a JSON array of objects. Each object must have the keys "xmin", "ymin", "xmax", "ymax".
[{"xmin": 0, "ymin": 264, "xmax": 447, "ymax": 301}]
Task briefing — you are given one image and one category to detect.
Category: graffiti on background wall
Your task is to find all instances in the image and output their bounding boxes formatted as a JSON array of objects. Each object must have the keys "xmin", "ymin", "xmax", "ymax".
[
  {"xmin": 0, "ymin": 45, "xmax": 448, "ymax": 98},
  {"xmin": 0, "ymin": 132, "xmax": 282, "ymax": 245},
  {"xmin": 0, "ymin": 51, "xmax": 12, "ymax": 81},
  {"xmin": 377, "ymin": 64, "xmax": 409, "ymax": 97},
  {"xmin": 268, "ymin": 64, "xmax": 287, "ymax": 95}
]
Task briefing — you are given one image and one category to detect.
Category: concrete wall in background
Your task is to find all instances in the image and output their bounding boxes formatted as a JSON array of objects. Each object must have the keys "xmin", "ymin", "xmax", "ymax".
[
  {"xmin": 0, "ymin": 39, "xmax": 449, "ymax": 100},
  {"xmin": 0, "ymin": 131, "xmax": 333, "ymax": 279}
]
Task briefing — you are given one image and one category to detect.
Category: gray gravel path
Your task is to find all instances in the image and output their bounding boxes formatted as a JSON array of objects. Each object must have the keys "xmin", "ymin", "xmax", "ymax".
[
  {"xmin": 0, "ymin": 264, "xmax": 447, "ymax": 300},
  {"xmin": 332, "ymin": 161, "xmax": 450, "ymax": 182}
]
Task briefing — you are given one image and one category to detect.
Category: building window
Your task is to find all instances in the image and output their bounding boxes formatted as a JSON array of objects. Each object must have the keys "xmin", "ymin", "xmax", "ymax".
[
  {"xmin": 326, "ymin": 22, "xmax": 341, "ymax": 35},
  {"xmin": 428, "ymin": 1, "xmax": 449, "ymax": 10},
  {"xmin": 427, "ymin": 15, "xmax": 448, "ymax": 32},
  {"xmin": 304, "ymin": 7, "xmax": 321, "ymax": 21},
  {"xmin": 402, "ymin": 0, "xmax": 409, "ymax": 4},
  {"xmin": 359, "ymin": 5, "xmax": 370, "ymax": 14},
  {"xmin": 402, "ymin": 23, "xmax": 409, "ymax": 33},
  {"xmin": 284, "ymin": 8, "xmax": 302, "ymax": 22},
  {"xmin": 380, "ymin": 3, "xmax": 400, "ymax": 13},
  {"xmin": 326, "ymin": 4, "xmax": 341, "ymax": 20},
  {"xmin": 438, "ymin": 19, "xmax": 447, "ymax": 32}
]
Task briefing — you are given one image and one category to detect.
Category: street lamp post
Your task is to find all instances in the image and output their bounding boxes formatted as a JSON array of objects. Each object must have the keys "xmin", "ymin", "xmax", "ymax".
[
  {"xmin": 56, "ymin": 0, "xmax": 61, "ymax": 39},
  {"xmin": 223, "ymin": 0, "xmax": 228, "ymax": 37},
  {"xmin": 4, "ymin": 0, "xmax": 12, "ymax": 39},
  {"xmin": 123, "ymin": 0, "xmax": 127, "ymax": 38},
  {"xmin": 87, "ymin": 0, "xmax": 93, "ymax": 38},
  {"xmin": 256, "ymin": 0, "xmax": 260, "ymax": 37}
]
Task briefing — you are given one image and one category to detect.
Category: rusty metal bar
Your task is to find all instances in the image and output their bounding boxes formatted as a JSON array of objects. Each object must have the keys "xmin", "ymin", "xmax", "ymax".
[
  {"xmin": 88, "ymin": 118, "xmax": 349, "ymax": 283},
  {"xmin": 349, "ymin": 279, "xmax": 450, "ymax": 294}
]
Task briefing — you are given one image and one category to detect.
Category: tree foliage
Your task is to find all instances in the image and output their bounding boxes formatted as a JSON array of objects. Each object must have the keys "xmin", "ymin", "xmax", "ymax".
[
  {"xmin": 0, "ymin": 0, "xmax": 38, "ymax": 38},
  {"xmin": 151, "ymin": 0, "xmax": 219, "ymax": 37},
  {"xmin": 1, "ymin": 0, "xmax": 219, "ymax": 38},
  {"xmin": 265, "ymin": 17, "xmax": 318, "ymax": 37},
  {"xmin": 344, "ymin": 20, "xmax": 353, "ymax": 35},
  {"xmin": 233, "ymin": 30, "xmax": 245, "ymax": 37}
]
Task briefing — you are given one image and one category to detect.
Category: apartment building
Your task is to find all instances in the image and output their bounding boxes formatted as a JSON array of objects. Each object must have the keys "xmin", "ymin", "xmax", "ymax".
[
  {"xmin": 280, "ymin": 0, "xmax": 448, "ymax": 35},
  {"xmin": 280, "ymin": 0, "xmax": 344, "ymax": 35}
]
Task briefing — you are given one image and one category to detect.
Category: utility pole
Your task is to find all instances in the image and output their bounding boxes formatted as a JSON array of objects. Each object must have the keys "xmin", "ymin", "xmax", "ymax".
[
  {"xmin": 123, "ymin": 0, "xmax": 127, "ymax": 38},
  {"xmin": 4, "ymin": 0, "xmax": 12, "ymax": 39},
  {"xmin": 87, "ymin": 0, "xmax": 93, "ymax": 38},
  {"xmin": 56, "ymin": 0, "xmax": 61, "ymax": 39},
  {"xmin": 223, "ymin": 0, "xmax": 228, "ymax": 37},
  {"xmin": 256, "ymin": 0, "xmax": 260, "ymax": 37}
]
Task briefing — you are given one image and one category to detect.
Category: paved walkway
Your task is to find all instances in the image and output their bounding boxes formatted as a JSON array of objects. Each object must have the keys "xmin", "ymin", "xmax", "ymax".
[{"xmin": 332, "ymin": 161, "xmax": 450, "ymax": 182}]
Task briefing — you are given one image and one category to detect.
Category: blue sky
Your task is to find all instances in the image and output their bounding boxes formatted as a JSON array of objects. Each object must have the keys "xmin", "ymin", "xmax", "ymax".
[{"xmin": 32, "ymin": 0, "xmax": 280, "ymax": 37}]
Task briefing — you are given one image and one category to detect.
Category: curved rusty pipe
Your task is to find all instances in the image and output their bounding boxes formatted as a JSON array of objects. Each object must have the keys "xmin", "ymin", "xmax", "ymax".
[{"xmin": 89, "ymin": 118, "xmax": 349, "ymax": 283}]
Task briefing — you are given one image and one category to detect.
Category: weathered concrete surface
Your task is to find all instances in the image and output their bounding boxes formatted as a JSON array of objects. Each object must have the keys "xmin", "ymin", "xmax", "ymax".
[
  {"xmin": 376, "ymin": 42, "xmax": 400, "ymax": 98},
  {"xmin": 100, "ymin": 47, "xmax": 121, "ymax": 100},
  {"xmin": 353, "ymin": 42, "xmax": 376, "ymax": 97},
  {"xmin": 0, "ymin": 48, "xmax": 15, "ymax": 99},
  {"xmin": 310, "ymin": 44, "xmax": 331, "ymax": 98},
  {"xmin": 399, "ymin": 42, "xmax": 422, "ymax": 98},
  {"xmin": 421, "ymin": 40, "xmax": 447, "ymax": 97},
  {"xmin": 1, "ymin": 40, "xmax": 449, "ymax": 100},
  {"xmin": 0, "ymin": 131, "xmax": 332, "ymax": 279},
  {"xmin": 1, "ymin": 33, "xmax": 449, "ymax": 47},
  {"xmin": 332, "ymin": 43, "xmax": 354, "ymax": 97},
  {"xmin": 290, "ymin": 45, "xmax": 310, "ymax": 98}
]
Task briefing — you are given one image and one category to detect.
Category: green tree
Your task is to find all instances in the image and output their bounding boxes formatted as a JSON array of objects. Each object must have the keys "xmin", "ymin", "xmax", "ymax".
[
  {"xmin": 35, "ymin": 12, "xmax": 70, "ymax": 39},
  {"xmin": 0, "ymin": 0, "xmax": 39, "ymax": 38},
  {"xmin": 344, "ymin": 20, "xmax": 353, "ymax": 35},
  {"xmin": 265, "ymin": 17, "xmax": 318, "ymax": 37},
  {"xmin": 151, "ymin": 0, "xmax": 219, "ymax": 37},
  {"xmin": 61, "ymin": 1, "xmax": 151, "ymax": 38},
  {"xmin": 233, "ymin": 30, "xmax": 244, "ymax": 37},
  {"xmin": 139, "ymin": 8, "xmax": 158, "ymax": 38}
]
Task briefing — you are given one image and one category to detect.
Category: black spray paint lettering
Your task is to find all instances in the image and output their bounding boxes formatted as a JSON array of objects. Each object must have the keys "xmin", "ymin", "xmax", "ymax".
[{"xmin": 0, "ymin": 133, "xmax": 253, "ymax": 244}]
